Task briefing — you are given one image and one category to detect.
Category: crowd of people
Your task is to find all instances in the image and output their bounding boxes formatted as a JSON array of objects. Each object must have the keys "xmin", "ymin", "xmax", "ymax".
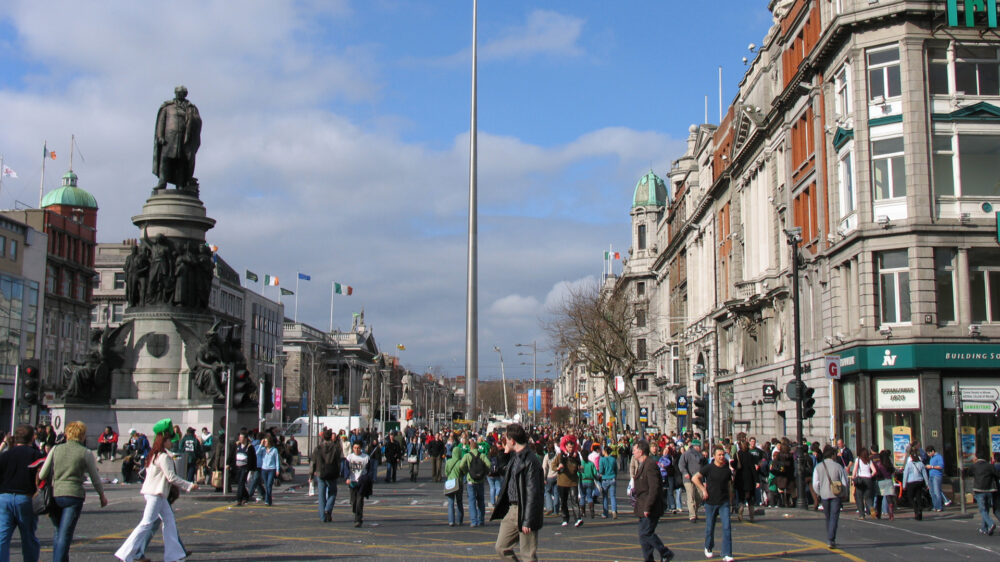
[{"xmin": 2, "ymin": 417, "xmax": 1000, "ymax": 561}]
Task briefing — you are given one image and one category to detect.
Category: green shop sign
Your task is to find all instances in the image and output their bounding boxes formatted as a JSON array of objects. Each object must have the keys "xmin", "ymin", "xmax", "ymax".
[
  {"xmin": 948, "ymin": 0, "xmax": 999, "ymax": 28},
  {"xmin": 837, "ymin": 343, "xmax": 1000, "ymax": 374}
]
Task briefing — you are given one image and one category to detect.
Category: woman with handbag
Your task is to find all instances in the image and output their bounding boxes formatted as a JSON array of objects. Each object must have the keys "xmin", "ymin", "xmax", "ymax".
[
  {"xmin": 37, "ymin": 421, "xmax": 108, "ymax": 562},
  {"xmin": 902, "ymin": 450, "xmax": 930, "ymax": 520},
  {"xmin": 851, "ymin": 447, "xmax": 876, "ymax": 519},
  {"xmin": 873, "ymin": 450, "xmax": 897, "ymax": 520},
  {"xmin": 444, "ymin": 447, "xmax": 467, "ymax": 526},
  {"xmin": 115, "ymin": 419, "xmax": 198, "ymax": 562},
  {"xmin": 406, "ymin": 435, "xmax": 423, "ymax": 482}
]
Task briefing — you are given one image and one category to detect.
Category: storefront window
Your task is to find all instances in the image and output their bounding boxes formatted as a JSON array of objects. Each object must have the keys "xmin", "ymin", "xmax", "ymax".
[
  {"xmin": 875, "ymin": 411, "xmax": 921, "ymax": 463},
  {"xmin": 839, "ymin": 379, "xmax": 859, "ymax": 452}
]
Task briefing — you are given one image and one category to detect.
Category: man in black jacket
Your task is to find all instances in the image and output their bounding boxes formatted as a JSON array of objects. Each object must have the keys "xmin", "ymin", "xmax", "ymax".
[
  {"xmin": 0, "ymin": 425, "xmax": 43, "ymax": 562},
  {"xmin": 491, "ymin": 424, "xmax": 543, "ymax": 562},
  {"xmin": 384, "ymin": 432, "xmax": 401, "ymax": 482},
  {"xmin": 427, "ymin": 433, "xmax": 446, "ymax": 482},
  {"xmin": 634, "ymin": 439, "xmax": 674, "ymax": 562},
  {"xmin": 311, "ymin": 429, "xmax": 344, "ymax": 522}
]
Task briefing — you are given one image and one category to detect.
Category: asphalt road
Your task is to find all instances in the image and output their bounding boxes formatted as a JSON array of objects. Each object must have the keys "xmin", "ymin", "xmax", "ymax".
[{"xmin": 15, "ymin": 461, "xmax": 1000, "ymax": 561}]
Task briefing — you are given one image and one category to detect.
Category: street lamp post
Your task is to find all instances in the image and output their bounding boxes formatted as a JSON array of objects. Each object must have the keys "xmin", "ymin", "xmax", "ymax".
[
  {"xmin": 516, "ymin": 342, "xmax": 537, "ymax": 426},
  {"xmin": 493, "ymin": 346, "xmax": 510, "ymax": 418},
  {"xmin": 785, "ymin": 227, "xmax": 807, "ymax": 510}
]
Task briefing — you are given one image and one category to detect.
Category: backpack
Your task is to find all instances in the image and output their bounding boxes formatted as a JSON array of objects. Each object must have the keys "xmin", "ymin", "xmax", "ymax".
[
  {"xmin": 318, "ymin": 444, "xmax": 341, "ymax": 480},
  {"xmin": 488, "ymin": 455, "xmax": 503, "ymax": 478},
  {"xmin": 468, "ymin": 453, "xmax": 489, "ymax": 481}
]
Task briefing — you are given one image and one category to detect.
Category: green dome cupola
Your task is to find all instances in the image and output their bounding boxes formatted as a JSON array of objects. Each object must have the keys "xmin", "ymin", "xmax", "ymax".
[
  {"xmin": 41, "ymin": 171, "xmax": 98, "ymax": 209},
  {"xmin": 632, "ymin": 170, "xmax": 668, "ymax": 208}
]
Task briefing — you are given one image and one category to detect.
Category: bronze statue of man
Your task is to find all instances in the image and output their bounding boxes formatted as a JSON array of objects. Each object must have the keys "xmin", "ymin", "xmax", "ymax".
[{"xmin": 153, "ymin": 85, "xmax": 202, "ymax": 190}]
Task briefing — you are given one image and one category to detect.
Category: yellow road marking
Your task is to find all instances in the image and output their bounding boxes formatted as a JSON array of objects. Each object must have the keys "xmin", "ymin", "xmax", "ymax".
[{"xmin": 758, "ymin": 522, "xmax": 866, "ymax": 562}]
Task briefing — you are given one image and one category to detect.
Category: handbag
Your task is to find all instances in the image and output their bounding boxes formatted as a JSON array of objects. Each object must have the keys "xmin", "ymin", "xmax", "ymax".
[
  {"xmin": 822, "ymin": 461, "xmax": 844, "ymax": 497},
  {"xmin": 167, "ymin": 484, "xmax": 181, "ymax": 504},
  {"xmin": 211, "ymin": 470, "xmax": 223, "ymax": 488},
  {"xmin": 444, "ymin": 477, "xmax": 461, "ymax": 496},
  {"xmin": 877, "ymin": 478, "xmax": 895, "ymax": 497},
  {"xmin": 33, "ymin": 479, "xmax": 55, "ymax": 515},
  {"xmin": 408, "ymin": 454, "xmax": 418, "ymax": 464}
]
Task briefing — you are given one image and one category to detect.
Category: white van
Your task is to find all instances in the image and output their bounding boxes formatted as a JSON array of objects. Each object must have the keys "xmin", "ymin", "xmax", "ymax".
[{"xmin": 284, "ymin": 415, "xmax": 367, "ymax": 439}]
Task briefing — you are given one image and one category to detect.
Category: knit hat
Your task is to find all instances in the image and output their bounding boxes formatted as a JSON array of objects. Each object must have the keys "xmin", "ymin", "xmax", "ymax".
[
  {"xmin": 691, "ymin": 439, "xmax": 702, "ymax": 446},
  {"xmin": 152, "ymin": 418, "xmax": 174, "ymax": 438}
]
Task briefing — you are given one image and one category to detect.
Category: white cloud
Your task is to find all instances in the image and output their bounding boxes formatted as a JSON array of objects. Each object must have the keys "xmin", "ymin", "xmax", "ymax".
[
  {"xmin": 483, "ymin": 10, "xmax": 585, "ymax": 60},
  {"xmin": 489, "ymin": 294, "xmax": 541, "ymax": 317},
  {"xmin": 544, "ymin": 276, "xmax": 599, "ymax": 311}
]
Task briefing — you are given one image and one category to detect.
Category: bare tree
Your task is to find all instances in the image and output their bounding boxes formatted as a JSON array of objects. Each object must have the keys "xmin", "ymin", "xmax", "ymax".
[{"xmin": 545, "ymin": 279, "xmax": 640, "ymax": 431}]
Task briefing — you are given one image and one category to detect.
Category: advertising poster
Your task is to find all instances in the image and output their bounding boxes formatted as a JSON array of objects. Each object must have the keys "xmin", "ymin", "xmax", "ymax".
[
  {"xmin": 991, "ymin": 426, "xmax": 1000, "ymax": 454},
  {"xmin": 962, "ymin": 426, "xmax": 977, "ymax": 464},
  {"xmin": 892, "ymin": 426, "xmax": 911, "ymax": 468}
]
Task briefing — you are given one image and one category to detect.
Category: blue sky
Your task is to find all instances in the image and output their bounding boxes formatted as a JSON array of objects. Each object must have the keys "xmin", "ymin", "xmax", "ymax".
[{"xmin": 0, "ymin": 1, "xmax": 773, "ymax": 379}]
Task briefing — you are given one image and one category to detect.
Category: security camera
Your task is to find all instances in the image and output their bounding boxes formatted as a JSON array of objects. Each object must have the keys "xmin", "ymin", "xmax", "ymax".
[{"xmin": 748, "ymin": 43, "xmax": 757, "ymax": 52}]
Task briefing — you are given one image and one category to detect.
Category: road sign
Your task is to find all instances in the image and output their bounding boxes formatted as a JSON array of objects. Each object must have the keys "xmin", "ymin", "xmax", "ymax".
[
  {"xmin": 762, "ymin": 383, "xmax": 777, "ymax": 403},
  {"xmin": 692, "ymin": 364, "xmax": 706, "ymax": 380},
  {"xmin": 677, "ymin": 395, "xmax": 688, "ymax": 416},
  {"xmin": 961, "ymin": 388, "xmax": 1000, "ymax": 402},
  {"xmin": 825, "ymin": 355, "xmax": 842, "ymax": 380},
  {"xmin": 963, "ymin": 401, "xmax": 1000, "ymax": 414},
  {"xmin": 639, "ymin": 407, "xmax": 648, "ymax": 423},
  {"xmin": 580, "ymin": 395, "xmax": 589, "ymax": 407}
]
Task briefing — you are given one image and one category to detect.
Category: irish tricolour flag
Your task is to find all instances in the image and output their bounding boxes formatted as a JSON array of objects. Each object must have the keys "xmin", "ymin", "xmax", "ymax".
[{"xmin": 264, "ymin": 275, "xmax": 279, "ymax": 286}]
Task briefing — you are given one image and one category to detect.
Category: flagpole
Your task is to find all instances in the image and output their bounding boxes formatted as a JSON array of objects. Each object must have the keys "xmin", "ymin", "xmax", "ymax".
[
  {"xmin": 294, "ymin": 275, "xmax": 300, "ymax": 322},
  {"xmin": 329, "ymin": 282, "xmax": 335, "ymax": 332},
  {"xmin": 39, "ymin": 141, "xmax": 46, "ymax": 208}
]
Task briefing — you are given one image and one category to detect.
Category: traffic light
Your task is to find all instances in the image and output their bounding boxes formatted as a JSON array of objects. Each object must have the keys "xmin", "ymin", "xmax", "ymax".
[
  {"xmin": 452, "ymin": 411, "xmax": 463, "ymax": 422},
  {"xmin": 232, "ymin": 368, "xmax": 255, "ymax": 408},
  {"xmin": 802, "ymin": 385, "xmax": 816, "ymax": 419},
  {"xmin": 262, "ymin": 374, "xmax": 273, "ymax": 414},
  {"xmin": 692, "ymin": 397, "xmax": 708, "ymax": 430},
  {"xmin": 20, "ymin": 360, "xmax": 41, "ymax": 406}
]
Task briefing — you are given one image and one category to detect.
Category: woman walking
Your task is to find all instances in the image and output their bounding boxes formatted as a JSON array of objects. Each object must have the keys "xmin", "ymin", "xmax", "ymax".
[
  {"xmin": 37, "ymin": 421, "xmax": 108, "ymax": 562},
  {"xmin": 445, "ymin": 447, "xmax": 466, "ymax": 526},
  {"xmin": 902, "ymin": 450, "xmax": 929, "ymax": 520},
  {"xmin": 733, "ymin": 439, "xmax": 758, "ymax": 522},
  {"xmin": 553, "ymin": 436, "xmax": 583, "ymax": 527},
  {"xmin": 873, "ymin": 450, "xmax": 896, "ymax": 520},
  {"xmin": 851, "ymin": 447, "xmax": 875, "ymax": 519},
  {"xmin": 259, "ymin": 436, "xmax": 280, "ymax": 506},
  {"xmin": 406, "ymin": 435, "xmax": 423, "ymax": 482},
  {"xmin": 115, "ymin": 419, "xmax": 197, "ymax": 562}
]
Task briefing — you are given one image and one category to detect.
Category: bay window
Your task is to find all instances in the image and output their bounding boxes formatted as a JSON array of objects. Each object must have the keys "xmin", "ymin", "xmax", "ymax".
[{"xmin": 878, "ymin": 250, "xmax": 910, "ymax": 325}]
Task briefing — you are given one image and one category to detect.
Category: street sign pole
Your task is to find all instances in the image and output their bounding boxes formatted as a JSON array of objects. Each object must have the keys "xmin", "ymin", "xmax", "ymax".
[{"xmin": 955, "ymin": 381, "xmax": 966, "ymax": 515}]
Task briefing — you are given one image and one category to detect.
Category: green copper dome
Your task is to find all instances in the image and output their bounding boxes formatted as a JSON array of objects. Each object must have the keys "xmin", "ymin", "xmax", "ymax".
[
  {"xmin": 41, "ymin": 171, "xmax": 98, "ymax": 209},
  {"xmin": 633, "ymin": 170, "xmax": 668, "ymax": 208}
]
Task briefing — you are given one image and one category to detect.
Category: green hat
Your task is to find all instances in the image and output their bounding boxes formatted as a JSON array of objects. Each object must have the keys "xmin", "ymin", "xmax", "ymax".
[
  {"xmin": 691, "ymin": 439, "xmax": 701, "ymax": 446},
  {"xmin": 152, "ymin": 418, "xmax": 174, "ymax": 437}
]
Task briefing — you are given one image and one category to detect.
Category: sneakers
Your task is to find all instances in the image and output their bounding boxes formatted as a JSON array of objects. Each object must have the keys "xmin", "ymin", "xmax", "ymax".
[
  {"xmin": 705, "ymin": 548, "xmax": 714, "ymax": 558},
  {"xmin": 612, "ymin": 511, "xmax": 618, "ymax": 519},
  {"xmin": 574, "ymin": 518, "xmax": 584, "ymax": 527},
  {"xmin": 944, "ymin": 499, "xmax": 953, "ymax": 507},
  {"xmin": 828, "ymin": 541, "xmax": 836, "ymax": 549},
  {"xmin": 561, "ymin": 521, "xmax": 568, "ymax": 526},
  {"xmin": 723, "ymin": 557, "xmax": 735, "ymax": 562},
  {"xmin": 990, "ymin": 524, "xmax": 997, "ymax": 536}
]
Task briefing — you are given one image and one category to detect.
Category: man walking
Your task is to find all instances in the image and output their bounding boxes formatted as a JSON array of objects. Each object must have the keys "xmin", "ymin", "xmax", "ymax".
[
  {"xmin": 384, "ymin": 432, "xmax": 401, "ymax": 483},
  {"xmin": 427, "ymin": 433, "xmax": 445, "ymax": 482},
  {"xmin": 678, "ymin": 439, "xmax": 705, "ymax": 522},
  {"xmin": 233, "ymin": 432, "xmax": 257, "ymax": 506},
  {"xmin": 971, "ymin": 449, "xmax": 999, "ymax": 535},
  {"xmin": 633, "ymin": 440, "xmax": 674, "ymax": 562},
  {"xmin": 345, "ymin": 442, "xmax": 374, "ymax": 527},
  {"xmin": 0, "ymin": 425, "xmax": 43, "ymax": 562},
  {"xmin": 692, "ymin": 446, "xmax": 734, "ymax": 562},
  {"xmin": 812, "ymin": 445, "xmax": 849, "ymax": 549},
  {"xmin": 311, "ymin": 429, "xmax": 344, "ymax": 522},
  {"xmin": 179, "ymin": 428, "xmax": 203, "ymax": 483},
  {"xmin": 492, "ymin": 424, "xmax": 543, "ymax": 562},
  {"xmin": 926, "ymin": 446, "xmax": 946, "ymax": 511}
]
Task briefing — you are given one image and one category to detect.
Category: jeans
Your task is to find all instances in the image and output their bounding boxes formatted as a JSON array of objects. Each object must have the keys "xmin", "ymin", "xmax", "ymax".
[
  {"xmin": 409, "ymin": 461, "xmax": 419, "ymax": 481},
  {"xmin": 385, "ymin": 461, "xmax": 397, "ymax": 482},
  {"xmin": 601, "ymin": 479, "xmax": 617, "ymax": 516},
  {"xmin": 349, "ymin": 485, "xmax": 365, "ymax": 523},
  {"xmin": 0, "ymin": 493, "xmax": 38, "ymax": 562},
  {"xmin": 854, "ymin": 477, "xmax": 873, "ymax": 516},
  {"xmin": 467, "ymin": 481, "xmax": 486, "ymax": 526},
  {"xmin": 48, "ymin": 496, "xmax": 84, "ymax": 562},
  {"xmin": 703, "ymin": 502, "xmax": 732, "ymax": 558},
  {"xmin": 261, "ymin": 469, "xmax": 276, "ymax": 505},
  {"xmin": 432, "ymin": 456, "xmax": 443, "ymax": 482},
  {"xmin": 249, "ymin": 469, "xmax": 265, "ymax": 499},
  {"xmin": 674, "ymin": 486, "xmax": 684, "ymax": 512},
  {"xmin": 975, "ymin": 492, "xmax": 995, "ymax": 532},
  {"xmin": 317, "ymin": 478, "xmax": 338, "ymax": 520},
  {"xmin": 185, "ymin": 461, "xmax": 198, "ymax": 483},
  {"xmin": 665, "ymin": 477, "xmax": 676, "ymax": 510},
  {"xmin": 928, "ymin": 474, "xmax": 944, "ymax": 511},
  {"xmin": 559, "ymin": 485, "xmax": 581, "ymax": 522},
  {"xmin": 905, "ymin": 481, "xmax": 925, "ymax": 520},
  {"xmin": 638, "ymin": 516, "xmax": 671, "ymax": 562},
  {"xmin": 448, "ymin": 490, "xmax": 464, "ymax": 525},
  {"xmin": 487, "ymin": 476, "xmax": 503, "ymax": 505},
  {"xmin": 235, "ymin": 467, "xmax": 252, "ymax": 503},
  {"xmin": 136, "ymin": 517, "xmax": 187, "ymax": 559},
  {"xmin": 821, "ymin": 496, "xmax": 842, "ymax": 542},
  {"xmin": 544, "ymin": 477, "xmax": 560, "ymax": 513},
  {"xmin": 579, "ymin": 481, "xmax": 596, "ymax": 506}
]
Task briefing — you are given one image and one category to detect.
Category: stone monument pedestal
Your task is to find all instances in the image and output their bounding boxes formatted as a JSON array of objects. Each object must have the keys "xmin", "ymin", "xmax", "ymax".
[{"xmin": 399, "ymin": 399, "xmax": 414, "ymax": 431}]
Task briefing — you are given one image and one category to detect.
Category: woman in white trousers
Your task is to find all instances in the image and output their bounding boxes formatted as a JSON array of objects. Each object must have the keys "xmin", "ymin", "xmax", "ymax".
[{"xmin": 115, "ymin": 419, "xmax": 198, "ymax": 562}]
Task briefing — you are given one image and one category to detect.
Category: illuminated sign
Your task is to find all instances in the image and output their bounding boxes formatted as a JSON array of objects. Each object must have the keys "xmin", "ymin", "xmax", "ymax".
[{"xmin": 948, "ymin": 0, "xmax": 999, "ymax": 28}]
